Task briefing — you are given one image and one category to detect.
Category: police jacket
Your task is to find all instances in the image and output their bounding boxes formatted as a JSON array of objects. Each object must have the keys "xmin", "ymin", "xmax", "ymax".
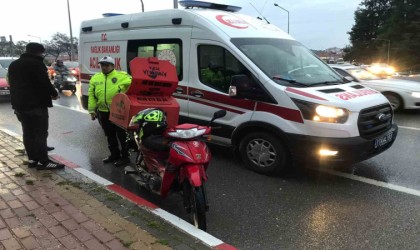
[
  {"xmin": 88, "ymin": 69, "xmax": 132, "ymax": 113},
  {"xmin": 8, "ymin": 53, "xmax": 58, "ymax": 110}
]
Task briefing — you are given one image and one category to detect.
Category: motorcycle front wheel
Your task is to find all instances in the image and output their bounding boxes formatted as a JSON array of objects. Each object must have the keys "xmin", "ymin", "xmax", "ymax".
[{"xmin": 184, "ymin": 182, "xmax": 207, "ymax": 231}]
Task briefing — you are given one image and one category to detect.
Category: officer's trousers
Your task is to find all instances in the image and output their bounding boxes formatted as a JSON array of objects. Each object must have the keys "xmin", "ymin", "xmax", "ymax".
[
  {"xmin": 15, "ymin": 107, "xmax": 49, "ymax": 163},
  {"xmin": 97, "ymin": 111, "xmax": 129, "ymax": 159}
]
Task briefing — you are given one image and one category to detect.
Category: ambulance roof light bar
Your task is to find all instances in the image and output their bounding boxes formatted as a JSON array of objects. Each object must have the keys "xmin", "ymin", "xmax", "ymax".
[
  {"xmin": 178, "ymin": 0, "xmax": 241, "ymax": 12},
  {"xmin": 102, "ymin": 13, "xmax": 124, "ymax": 17}
]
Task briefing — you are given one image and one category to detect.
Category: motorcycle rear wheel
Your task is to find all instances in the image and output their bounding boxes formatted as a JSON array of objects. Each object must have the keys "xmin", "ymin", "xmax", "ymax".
[{"xmin": 185, "ymin": 182, "xmax": 207, "ymax": 231}]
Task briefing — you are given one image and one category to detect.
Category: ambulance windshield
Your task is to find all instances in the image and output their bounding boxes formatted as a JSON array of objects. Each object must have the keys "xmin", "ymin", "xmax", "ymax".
[{"xmin": 231, "ymin": 38, "xmax": 344, "ymax": 87}]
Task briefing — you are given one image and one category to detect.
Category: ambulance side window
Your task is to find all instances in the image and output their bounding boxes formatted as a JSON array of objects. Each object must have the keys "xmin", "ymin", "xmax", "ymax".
[
  {"xmin": 127, "ymin": 39, "xmax": 182, "ymax": 80},
  {"xmin": 198, "ymin": 45, "xmax": 249, "ymax": 93}
]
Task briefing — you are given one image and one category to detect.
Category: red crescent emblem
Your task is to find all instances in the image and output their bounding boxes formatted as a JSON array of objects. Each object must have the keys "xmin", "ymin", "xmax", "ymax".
[{"xmin": 216, "ymin": 15, "xmax": 249, "ymax": 29}]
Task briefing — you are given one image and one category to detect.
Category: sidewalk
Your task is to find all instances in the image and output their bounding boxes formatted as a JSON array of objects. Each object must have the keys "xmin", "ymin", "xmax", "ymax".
[{"xmin": 0, "ymin": 130, "xmax": 213, "ymax": 250}]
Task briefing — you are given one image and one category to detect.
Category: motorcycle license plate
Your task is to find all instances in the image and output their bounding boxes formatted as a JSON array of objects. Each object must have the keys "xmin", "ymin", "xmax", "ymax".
[
  {"xmin": 0, "ymin": 90, "xmax": 10, "ymax": 95},
  {"xmin": 374, "ymin": 131, "xmax": 393, "ymax": 149}
]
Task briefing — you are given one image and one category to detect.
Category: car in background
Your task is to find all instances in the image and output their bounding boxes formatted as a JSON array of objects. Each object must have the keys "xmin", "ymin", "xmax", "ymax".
[
  {"xmin": 0, "ymin": 57, "xmax": 18, "ymax": 70},
  {"xmin": 63, "ymin": 61, "xmax": 80, "ymax": 80},
  {"xmin": 366, "ymin": 63, "xmax": 396, "ymax": 76},
  {"xmin": 331, "ymin": 64, "xmax": 420, "ymax": 111},
  {"xmin": 0, "ymin": 67, "xmax": 10, "ymax": 100}
]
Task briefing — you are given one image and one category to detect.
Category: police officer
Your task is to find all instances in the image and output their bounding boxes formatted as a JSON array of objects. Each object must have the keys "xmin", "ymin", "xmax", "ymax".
[{"xmin": 88, "ymin": 56, "xmax": 132, "ymax": 166}]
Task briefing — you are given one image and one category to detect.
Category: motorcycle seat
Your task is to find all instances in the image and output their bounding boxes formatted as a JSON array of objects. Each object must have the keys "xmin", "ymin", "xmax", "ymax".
[{"xmin": 142, "ymin": 134, "xmax": 170, "ymax": 152}]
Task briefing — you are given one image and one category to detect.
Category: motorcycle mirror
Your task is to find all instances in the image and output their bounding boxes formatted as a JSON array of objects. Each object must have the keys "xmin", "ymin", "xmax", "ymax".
[
  {"xmin": 213, "ymin": 110, "xmax": 227, "ymax": 120},
  {"xmin": 209, "ymin": 110, "xmax": 227, "ymax": 126}
]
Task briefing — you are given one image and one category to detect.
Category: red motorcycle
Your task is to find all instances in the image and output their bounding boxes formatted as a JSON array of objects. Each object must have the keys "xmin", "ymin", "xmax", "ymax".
[{"xmin": 126, "ymin": 108, "xmax": 226, "ymax": 231}]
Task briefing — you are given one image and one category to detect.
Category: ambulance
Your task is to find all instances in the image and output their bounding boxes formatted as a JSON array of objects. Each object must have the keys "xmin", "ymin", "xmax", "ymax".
[{"xmin": 79, "ymin": 1, "xmax": 398, "ymax": 174}]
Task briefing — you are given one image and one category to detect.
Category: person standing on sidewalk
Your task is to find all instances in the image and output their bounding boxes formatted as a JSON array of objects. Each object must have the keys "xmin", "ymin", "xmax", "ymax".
[
  {"xmin": 88, "ymin": 56, "xmax": 132, "ymax": 167},
  {"xmin": 7, "ymin": 42, "xmax": 64, "ymax": 170}
]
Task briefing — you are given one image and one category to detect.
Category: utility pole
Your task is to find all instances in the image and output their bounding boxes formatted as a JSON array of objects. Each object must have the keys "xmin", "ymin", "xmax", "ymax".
[
  {"xmin": 274, "ymin": 3, "xmax": 289, "ymax": 34},
  {"xmin": 174, "ymin": 0, "xmax": 178, "ymax": 8},
  {"xmin": 67, "ymin": 0, "xmax": 75, "ymax": 61},
  {"xmin": 9, "ymin": 35, "xmax": 14, "ymax": 57}
]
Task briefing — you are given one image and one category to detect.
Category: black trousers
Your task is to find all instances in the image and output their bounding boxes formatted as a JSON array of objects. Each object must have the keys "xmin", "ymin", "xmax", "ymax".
[
  {"xmin": 15, "ymin": 107, "xmax": 49, "ymax": 163},
  {"xmin": 97, "ymin": 111, "xmax": 129, "ymax": 158}
]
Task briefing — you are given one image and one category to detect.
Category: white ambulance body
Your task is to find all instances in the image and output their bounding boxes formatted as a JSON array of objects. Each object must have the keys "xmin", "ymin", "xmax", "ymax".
[{"xmin": 79, "ymin": 2, "xmax": 398, "ymax": 174}]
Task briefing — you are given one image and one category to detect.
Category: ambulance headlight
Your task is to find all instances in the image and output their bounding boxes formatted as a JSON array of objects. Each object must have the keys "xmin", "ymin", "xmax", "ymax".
[{"xmin": 292, "ymin": 99, "xmax": 349, "ymax": 124}]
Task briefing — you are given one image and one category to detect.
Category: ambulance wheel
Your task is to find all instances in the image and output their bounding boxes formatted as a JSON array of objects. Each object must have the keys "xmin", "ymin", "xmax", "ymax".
[{"xmin": 239, "ymin": 132, "xmax": 287, "ymax": 175}]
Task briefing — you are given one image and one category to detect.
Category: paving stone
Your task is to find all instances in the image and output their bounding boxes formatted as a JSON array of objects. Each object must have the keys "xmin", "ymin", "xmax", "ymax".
[
  {"xmin": 60, "ymin": 219, "xmax": 79, "ymax": 231},
  {"xmin": 11, "ymin": 189, "xmax": 25, "ymax": 196},
  {"xmin": 30, "ymin": 225, "xmax": 49, "ymax": 237},
  {"xmin": 13, "ymin": 207, "xmax": 30, "ymax": 218},
  {"xmin": 20, "ymin": 215, "xmax": 37, "ymax": 226},
  {"xmin": 106, "ymin": 238, "xmax": 128, "ymax": 250},
  {"xmin": 71, "ymin": 212, "xmax": 89, "ymax": 224},
  {"xmin": 52, "ymin": 211, "xmax": 71, "ymax": 222},
  {"xmin": 5, "ymin": 217, "xmax": 20, "ymax": 228},
  {"xmin": 38, "ymin": 234, "xmax": 62, "ymax": 249},
  {"xmin": 71, "ymin": 228, "xmax": 93, "ymax": 242},
  {"xmin": 58, "ymin": 234, "xmax": 82, "ymax": 249},
  {"xmin": 92, "ymin": 229, "xmax": 114, "ymax": 243},
  {"xmin": 21, "ymin": 236, "xmax": 40, "ymax": 249},
  {"xmin": 16, "ymin": 194, "xmax": 32, "ymax": 203},
  {"xmin": 0, "ymin": 201, "xmax": 8, "ymax": 210},
  {"xmin": 0, "ymin": 219, "xmax": 5, "ymax": 229},
  {"xmin": 1, "ymin": 194, "xmax": 16, "ymax": 203},
  {"xmin": 24, "ymin": 201, "xmax": 40, "ymax": 211},
  {"xmin": 0, "ymin": 228, "xmax": 12, "ymax": 240},
  {"xmin": 12, "ymin": 227, "xmax": 32, "ymax": 238},
  {"xmin": 80, "ymin": 221, "xmax": 102, "ymax": 233},
  {"xmin": 49, "ymin": 225, "xmax": 68, "ymax": 238},
  {"xmin": 84, "ymin": 238, "xmax": 107, "ymax": 250},
  {"xmin": 7, "ymin": 199, "xmax": 23, "ymax": 209},
  {"xmin": 43, "ymin": 203, "xmax": 62, "ymax": 214},
  {"xmin": 1, "ymin": 237, "xmax": 22, "ymax": 250},
  {"xmin": 39, "ymin": 215, "xmax": 59, "ymax": 228},
  {"xmin": 61, "ymin": 204, "xmax": 79, "ymax": 215},
  {"xmin": 0, "ymin": 209, "xmax": 15, "ymax": 219}
]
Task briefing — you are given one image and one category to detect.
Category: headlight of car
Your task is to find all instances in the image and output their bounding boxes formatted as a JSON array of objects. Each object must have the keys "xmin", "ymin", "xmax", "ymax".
[
  {"xmin": 292, "ymin": 99, "xmax": 349, "ymax": 123},
  {"xmin": 411, "ymin": 92, "xmax": 420, "ymax": 98}
]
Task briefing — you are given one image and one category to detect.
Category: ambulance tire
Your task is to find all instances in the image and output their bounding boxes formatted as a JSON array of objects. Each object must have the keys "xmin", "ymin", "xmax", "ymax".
[{"xmin": 239, "ymin": 132, "xmax": 287, "ymax": 175}]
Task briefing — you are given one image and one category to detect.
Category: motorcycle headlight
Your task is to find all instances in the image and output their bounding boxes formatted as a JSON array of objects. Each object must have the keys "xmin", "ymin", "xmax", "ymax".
[
  {"xmin": 292, "ymin": 99, "xmax": 349, "ymax": 124},
  {"xmin": 71, "ymin": 70, "xmax": 77, "ymax": 75},
  {"xmin": 167, "ymin": 128, "xmax": 207, "ymax": 139},
  {"xmin": 411, "ymin": 92, "xmax": 420, "ymax": 98}
]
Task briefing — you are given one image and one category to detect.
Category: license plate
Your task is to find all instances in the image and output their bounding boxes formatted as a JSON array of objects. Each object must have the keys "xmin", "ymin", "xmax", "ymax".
[
  {"xmin": 374, "ymin": 131, "xmax": 393, "ymax": 148},
  {"xmin": 0, "ymin": 90, "xmax": 10, "ymax": 95}
]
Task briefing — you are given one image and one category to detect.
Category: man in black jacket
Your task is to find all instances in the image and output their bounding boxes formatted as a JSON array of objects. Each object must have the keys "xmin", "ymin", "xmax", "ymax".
[{"xmin": 8, "ymin": 43, "xmax": 64, "ymax": 170}]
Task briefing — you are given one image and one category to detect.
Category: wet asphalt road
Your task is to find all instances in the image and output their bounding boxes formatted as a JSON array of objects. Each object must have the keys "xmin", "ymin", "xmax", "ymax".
[{"xmin": 0, "ymin": 84, "xmax": 419, "ymax": 249}]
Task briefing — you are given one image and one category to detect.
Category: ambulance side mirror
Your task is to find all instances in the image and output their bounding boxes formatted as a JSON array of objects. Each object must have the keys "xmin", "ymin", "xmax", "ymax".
[
  {"xmin": 229, "ymin": 75, "xmax": 251, "ymax": 99},
  {"xmin": 343, "ymin": 76, "xmax": 355, "ymax": 82}
]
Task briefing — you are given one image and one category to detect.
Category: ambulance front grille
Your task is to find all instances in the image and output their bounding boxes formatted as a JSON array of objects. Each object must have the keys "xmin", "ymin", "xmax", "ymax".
[{"xmin": 358, "ymin": 103, "xmax": 393, "ymax": 138}]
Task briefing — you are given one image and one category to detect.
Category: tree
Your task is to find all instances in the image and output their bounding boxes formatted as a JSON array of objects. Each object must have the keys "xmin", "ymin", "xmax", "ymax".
[
  {"xmin": 346, "ymin": 0, "xmax": 392, "ymax": 64},
  {"xmin": 44, "ymin": 32, "xmax": 78, "ymax": 60},
  {"xmin": 346, "ymin": 0, "xmax": 420, "ymax": 71}
]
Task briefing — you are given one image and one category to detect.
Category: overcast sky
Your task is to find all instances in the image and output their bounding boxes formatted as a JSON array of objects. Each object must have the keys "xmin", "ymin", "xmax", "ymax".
[{"xmin": 1, "ymin": 0, "xmax": 362, "ymax": 50}]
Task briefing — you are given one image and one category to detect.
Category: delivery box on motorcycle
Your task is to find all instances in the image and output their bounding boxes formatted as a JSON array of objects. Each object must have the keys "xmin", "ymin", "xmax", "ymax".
[{"xmin": 109, "ymin": 57, "xmax": 180, "ymax": 130}]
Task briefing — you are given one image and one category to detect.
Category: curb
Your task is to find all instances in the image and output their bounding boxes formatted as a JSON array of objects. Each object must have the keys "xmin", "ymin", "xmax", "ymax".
[{"xmin": 1, "ymin": 128, "xmax": 237, "ymax": 250}]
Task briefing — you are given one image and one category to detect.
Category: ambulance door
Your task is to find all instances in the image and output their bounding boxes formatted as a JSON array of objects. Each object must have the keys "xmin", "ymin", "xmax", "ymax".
[{"xmin": 187, "ymin": 40, "xmax": 258, "ymax": 132}]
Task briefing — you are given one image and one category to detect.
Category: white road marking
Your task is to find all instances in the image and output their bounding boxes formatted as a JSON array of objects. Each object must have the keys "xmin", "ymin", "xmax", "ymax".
[
  {"xmin": 1, "ymin": 128, "xmax": 21, "ymax": 138},
  {"xmin": 54, "ymin": 103, "xmax": 88, "ymax": 114},
  {"xmin": 318, "ymin": 168, "xmax": 420, "ymax": 198},
  {"xmin": 74, "ymin": 168, "xmax": 114, "ymax": 186},
  {"xmin": 153, "ymin": 208, "xmax": 224, "ymax": 247},
  {"xmin": 398, "ymin": 125, "xmax": 420, "ymax": 131}
]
